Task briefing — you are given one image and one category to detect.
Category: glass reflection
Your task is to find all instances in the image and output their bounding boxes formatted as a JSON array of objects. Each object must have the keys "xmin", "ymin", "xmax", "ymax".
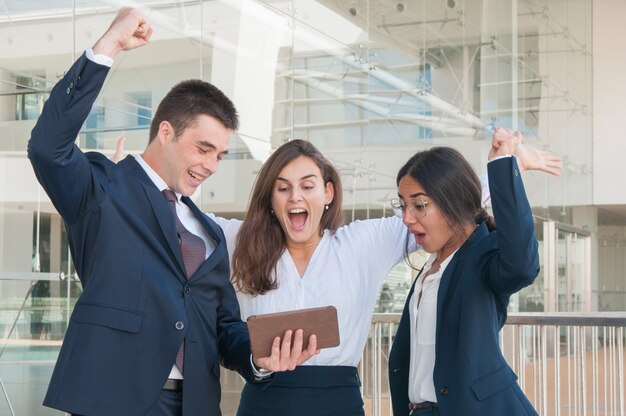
[{"xmin": 0, "ymin": 1, "xmax": 610, "ymax": 415}]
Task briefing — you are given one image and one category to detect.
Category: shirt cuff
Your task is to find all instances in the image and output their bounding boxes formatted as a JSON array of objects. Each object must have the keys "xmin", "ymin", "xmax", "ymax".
[
  {"xmin": 488, "ymin": 154, "xmax": 512, "ymax": 163},
  {"xmin": 85, "ymin": 48, "xmax": 114, "ymax": 67},
  {"xmin": 250, "ymin": 355, "xmax": 273, "ymax": 379}
]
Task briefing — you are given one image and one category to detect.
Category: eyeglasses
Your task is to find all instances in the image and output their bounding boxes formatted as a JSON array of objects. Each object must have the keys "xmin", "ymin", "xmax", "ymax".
[{"xmin": 390, "ymin": 197, "xmax": 430, "ymax": 219}]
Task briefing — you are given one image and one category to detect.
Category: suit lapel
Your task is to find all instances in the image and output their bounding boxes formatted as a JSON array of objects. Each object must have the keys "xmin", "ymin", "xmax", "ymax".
[
  {"xmin": 436, "ymin": 255, "xmax": 459, "ymax": 326},
  {"xmin": 392, "ymin": 264, "xmax": 425, "ymax": 376},
  {"xmin": 119, "ymin": 156, "xmax": 227, "ymax": 282},
  {"xmin": 407, "ymin": 264, "xmax": 425, "ymax": 302},
  {"xmin": 436, "ymin": 222, "xmax": 489, "ymax": 334},
  {"xmin": 120, "ymin": 156, "xmax": 187, "ymax": 280}
]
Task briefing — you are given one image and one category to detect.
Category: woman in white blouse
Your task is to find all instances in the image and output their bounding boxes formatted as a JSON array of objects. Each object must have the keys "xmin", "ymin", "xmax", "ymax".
[{"xmin": 219, "ymin": 139, "xmax": 405, "ymax": 415}]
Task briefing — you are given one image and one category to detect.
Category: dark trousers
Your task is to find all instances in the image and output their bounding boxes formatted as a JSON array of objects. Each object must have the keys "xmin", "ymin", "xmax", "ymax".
[
  {"xmin": 237, "ymin": 365, "xmax": 364, "ymax": 416},
  {"xmin": 73, "ymin": 390, "xmax": 182, "ymax": 416},
  {"xmin": 145, "ymin": 390, "xmax": 183, "ymax": 416}
]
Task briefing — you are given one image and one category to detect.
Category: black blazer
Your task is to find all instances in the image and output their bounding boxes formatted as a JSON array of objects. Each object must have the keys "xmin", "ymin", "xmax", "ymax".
[
  {"xmin": 28, "ymin": 53, "xmax": 254, "ymax": 416},
  {"xmin": 388, "ymin": 158, "xmax": 540, "ymax": 416}
]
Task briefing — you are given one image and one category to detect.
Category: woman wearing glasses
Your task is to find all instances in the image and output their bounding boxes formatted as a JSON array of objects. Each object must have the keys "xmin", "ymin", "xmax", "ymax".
[
  {"xmin": 388, "ymin": 130, "xmax": 540, "ymax": 416},
  {"xmin": 215, "ymin": 133, "xmax": 555, "ymax": 415}
]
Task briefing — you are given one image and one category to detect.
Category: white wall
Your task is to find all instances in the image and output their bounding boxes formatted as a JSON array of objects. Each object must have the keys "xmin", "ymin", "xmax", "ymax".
[
  {"xmin": 593, "ymin": 0, "xmax": 626, "ymax": 204},
  {"xmin": 0, "ymin": 211, "xmax": 34, "ymax": 272}
]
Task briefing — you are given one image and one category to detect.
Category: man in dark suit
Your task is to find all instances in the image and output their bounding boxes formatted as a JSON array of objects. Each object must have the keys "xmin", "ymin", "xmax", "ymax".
[{"xmin": 28, "ymin": 7, "xmax": 316, "ymax": 416}]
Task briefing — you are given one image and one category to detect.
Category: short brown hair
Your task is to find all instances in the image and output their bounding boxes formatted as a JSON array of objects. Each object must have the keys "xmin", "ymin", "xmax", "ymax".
[{"xmin": 148, "ymin": 79, "xmax": 238, "ymax": 142}]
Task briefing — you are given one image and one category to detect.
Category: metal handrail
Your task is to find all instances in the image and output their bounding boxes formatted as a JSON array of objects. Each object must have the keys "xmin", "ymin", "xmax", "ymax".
[
  {"xmin": 370, "ymin": 311, "xmax": 626, "ymax": 325},
  {"xmin": 1, "ymin": 306, "xmax": 624, "ymax": 416},
  {"xmin": 506, "ymin": 312, "xmax": 626, "ymax": 326},
  {"xmin": 364, "ymin": 312, "xmax": 626, "ymax": 416}
]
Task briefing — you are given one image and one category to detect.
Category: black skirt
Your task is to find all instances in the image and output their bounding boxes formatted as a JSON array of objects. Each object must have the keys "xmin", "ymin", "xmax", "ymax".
[{"xmin": 236, "ymin": 365, "xmax": 364, "ymax": 416}]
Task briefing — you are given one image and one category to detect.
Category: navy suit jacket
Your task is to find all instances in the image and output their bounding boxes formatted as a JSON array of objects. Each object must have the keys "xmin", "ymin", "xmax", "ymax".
[
  {"xmin": 28, "ymin": 53, "xmax": 254, "ymax": 416},
  {"xmin": 388, "ymin": 157, "xmax": 540, "ymax": 416}
]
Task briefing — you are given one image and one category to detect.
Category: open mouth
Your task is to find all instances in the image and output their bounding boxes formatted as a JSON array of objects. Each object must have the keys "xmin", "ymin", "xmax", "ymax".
[
  {"xmin": 414, "ymin": 232, "xmax": 426, "ymax": 245},
  {"xmin": 288, "ymin": 208, "xmax": 308, "ymax": 230},
  {"xmin": 188, "ymin": 170, "xmax": 205, "ymax": 183}
]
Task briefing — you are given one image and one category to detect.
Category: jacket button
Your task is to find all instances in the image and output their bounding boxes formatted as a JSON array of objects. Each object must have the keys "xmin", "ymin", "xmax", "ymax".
[
  {"xmin": 184, "ymin": 284, "xmax": 190, "ymax": 293},
  {"xmin": 175, "ymin": 321, "xmax": 184, "ymax": 330},
  {"xmin": 440, "ymin": 387, "xmax": 449, "ymax": 396}
]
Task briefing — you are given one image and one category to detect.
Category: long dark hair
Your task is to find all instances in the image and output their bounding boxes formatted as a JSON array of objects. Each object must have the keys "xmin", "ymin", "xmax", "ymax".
[
  {"xmin": 396, "ymin": 147, "xmax": 495, "ymax": 236},
  {"xmin": 232, "ymin": 139, "xmax": 344, "ymax": 295}
]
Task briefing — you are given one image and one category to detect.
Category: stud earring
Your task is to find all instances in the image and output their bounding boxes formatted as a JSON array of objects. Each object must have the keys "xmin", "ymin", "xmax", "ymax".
[{"xmin": 325, "ymin": 205, "xmax": 329, "ymax": 210}]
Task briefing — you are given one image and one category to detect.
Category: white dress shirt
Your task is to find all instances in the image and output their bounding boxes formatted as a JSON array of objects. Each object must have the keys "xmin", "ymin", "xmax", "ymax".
[{"xmin": 135, "ymin": 155, "xmax": 215, "ymax": 257}]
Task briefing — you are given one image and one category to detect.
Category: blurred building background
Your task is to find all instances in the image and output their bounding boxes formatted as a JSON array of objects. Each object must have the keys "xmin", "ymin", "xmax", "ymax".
[{"xmin": 0, "ymin": 0, "xmax": 624, "ymax": 415}]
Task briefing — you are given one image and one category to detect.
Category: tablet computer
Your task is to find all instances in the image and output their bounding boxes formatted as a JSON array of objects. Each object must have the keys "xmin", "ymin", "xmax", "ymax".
[{"xmin": 247, "ymin": 306, "xmax": 340, "ymax": 358}]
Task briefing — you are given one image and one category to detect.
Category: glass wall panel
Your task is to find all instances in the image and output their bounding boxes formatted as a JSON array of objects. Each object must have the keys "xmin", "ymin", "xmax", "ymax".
[{"xmin": 0, "ymin": 0, "xmax": 612, "ymax": 414}]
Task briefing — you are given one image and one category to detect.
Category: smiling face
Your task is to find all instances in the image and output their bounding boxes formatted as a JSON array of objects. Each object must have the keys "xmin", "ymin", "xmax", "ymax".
[
  {"xmin": 145, "ymin": 114, "xmax": 231, "ymax": 196},
  {"xmin": 271, "ymin": 156, "xmax": 334, "ymax": 249},
  {"xmin": 397, "ymin": 174, "xmax": 465, "ymax": 259}
]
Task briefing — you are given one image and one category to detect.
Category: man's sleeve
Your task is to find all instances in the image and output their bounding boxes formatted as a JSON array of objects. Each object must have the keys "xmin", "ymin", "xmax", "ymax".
[{"xmin": 27, "ymin": 53, "xmax": 111, "ymax": 224}]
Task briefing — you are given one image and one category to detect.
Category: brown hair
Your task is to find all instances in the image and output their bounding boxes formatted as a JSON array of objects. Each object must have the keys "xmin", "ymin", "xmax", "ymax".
[
  {"xmin": 148, "ymin": 79, "xmax": 238, "ymax": 142},
  {"xmin": 232, "ymin": 139, "xmax": 344, "ymax": 295}
]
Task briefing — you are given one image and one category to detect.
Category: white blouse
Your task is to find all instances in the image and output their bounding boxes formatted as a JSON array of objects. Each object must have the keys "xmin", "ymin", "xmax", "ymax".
[
  {"xmin": 407, "ymin": 251, "xmax": 457, "ymax": 403},
  {"xmin": 212, "ymin": 215, "xmax": 415, "ymax": 367}
]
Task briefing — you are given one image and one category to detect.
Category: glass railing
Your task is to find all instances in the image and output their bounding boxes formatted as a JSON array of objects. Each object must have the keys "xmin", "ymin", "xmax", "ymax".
[
  {"xmin": 363, "ymin": 313, "xmax": 626, "ymax": 416},
  {"xmin": 2, "ymin": 295, "xmax": 624, "ymax": 416},
  {"xmin": 0, "ymin": 272, "xmax": 81, "ymax": 416}
]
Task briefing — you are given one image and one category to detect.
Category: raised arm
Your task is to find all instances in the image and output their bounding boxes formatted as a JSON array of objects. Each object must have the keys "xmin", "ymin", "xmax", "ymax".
[
  {"xmin": 489, "ymin": 128, "xmax": 562, "ymax": 176},
  {"xmin": 92, "ymin": 7, "xmax": 152, "ymax": 58},
  {"xmin": 487, "ymin": 129, "xmax": 540, "ymax": 295},
  {"xmin": 27, "ymin": 8, "xmax": 152, "ymax": 224}
]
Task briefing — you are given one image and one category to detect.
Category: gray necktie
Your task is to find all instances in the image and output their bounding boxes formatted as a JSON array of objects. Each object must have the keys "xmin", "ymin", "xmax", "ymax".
[{"xmin": 162, "ymin": 189, "xmax": 206, "ymax": 374}]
